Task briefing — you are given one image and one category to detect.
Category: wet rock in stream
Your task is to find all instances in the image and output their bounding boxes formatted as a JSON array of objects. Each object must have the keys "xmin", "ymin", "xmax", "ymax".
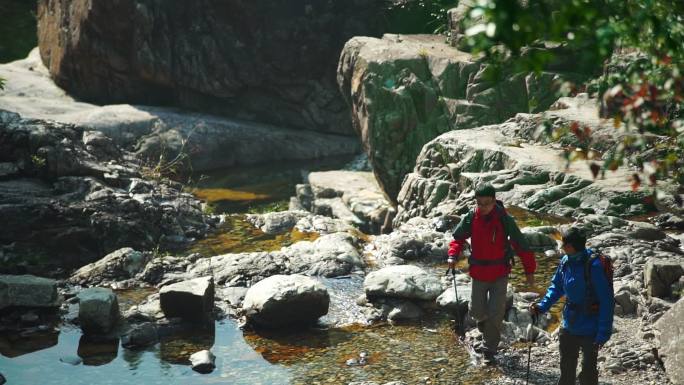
[
  {"xmin": 159, "ymin": 276, "xmax": 214, "ymax": 321},
  {"xmin": 189, "ymin": 349, "xmax": 216, "ymax": 373},
  {"xmin": 77, "ymin": 287, "xmax": 120, "ymax": 335},
  {"xmin": 242, "ymin": 274, "xmax": 330, "ymax": 328},
  {"xmin": 0, "ymin": 274, "xmax": 60, "ymax": 309}
]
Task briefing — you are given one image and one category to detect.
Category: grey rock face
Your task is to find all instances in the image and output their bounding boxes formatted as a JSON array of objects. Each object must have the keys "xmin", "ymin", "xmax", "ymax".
[
  {"xmin": 69, "ymin": 248, "xmax": 150, "ymax": 286},
  {"xmin": 123, "ymin": 293, "xmax": 164, "ymax": 322},
  {"xmin": 614, "ymin": 290, "xmax": 638, "ymax": 316},
  {"xmin": 294, "ymin": 215, "xmax": 355, "ymax": 235},
  {"xmin": 306, "ymin": 171, "xmax": 393, "ymax": 234},
  {"xmin": 242, "ymin": 274, "xmax": 330, "ymax": 328},
  {"xmin": 187, "ymin": 232, "xmax": 362, "ymax": 287},
  {"xmin": 0, "ymin": 111, "xmax": 211, "ymax": 274},
  {"xmin": 644, "ymin": 259, "xmax": 684, "ymax": 298},
  {"xmin": 520, "ymin": 229, "xmax": 558, "ymax": 252},
  {"xmin": 0, "ymin": 274, "xmax": 59, "ymax": 310},
  {"xmin": 391, "ymin": 96, "xmax": 654, "ymax": 226},
  {"xmin": 655, "ymin": 298, "xmax": 684, "ymax": 385},
  {"xmin": 338, "ymin": 34, "xmax": 566, "ymax": 202},
  {"xmin": 367, "ymin": 217, "xmax": 451, "ymax": 267},
  {"xmin": 37, "ymin": 0, "xmax": 384, "ymax": 135},
  {"xmin": 0, "ymin": 52, "xmax": 361, "ymax": 176},
  {"xmin": 159, "ymin": 276, "xmax": 214, "ymax": 321},
  {"xmin": 364, "ymin": 265, "xmax": 443, "ymax": 301},
  {"xmin": 77, "ymin": 287, "xmax": 120, "ymax": 334},
  {"xmin": 246, "ymin": 211, "xmax": 310, "ymax": 235},
  {"xmin": 436, "ymin": 283, "xmax": 471, "ymax": 313}
]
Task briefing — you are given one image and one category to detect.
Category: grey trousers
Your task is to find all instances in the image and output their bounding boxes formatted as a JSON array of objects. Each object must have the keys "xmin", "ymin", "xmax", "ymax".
[{"xmin": 470, "ymin": 276, "xmax": 508, "ymax": 353}]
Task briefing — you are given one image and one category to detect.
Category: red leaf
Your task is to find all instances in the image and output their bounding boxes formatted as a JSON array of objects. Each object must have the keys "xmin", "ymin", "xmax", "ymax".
[{"xmin": 631, "ymin": 174, "xmax": 641, "ymax": 191}]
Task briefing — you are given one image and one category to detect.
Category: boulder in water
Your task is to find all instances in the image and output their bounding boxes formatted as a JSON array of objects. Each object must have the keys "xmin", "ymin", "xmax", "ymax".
[
  {"xmin": 364, "ymin": 265, "xmax": 443, "ymax": 301},
  {"xmin": 159, "ymin": 276, "xmax": 214, "ymax": 321},
  {"xmin": 77, "ymin": 287, "xmax": 119, "ymax": 335},
  {"xmin": 242, "ymin": 274, "xmax": 329, "ymax": 328},
  {"xmin": 0, "ymin": 274, "xmax": 59, "ymax": 310},
  {"xmin": 189, "ymin": 350, "xmax": 216, "ymax": 374}
]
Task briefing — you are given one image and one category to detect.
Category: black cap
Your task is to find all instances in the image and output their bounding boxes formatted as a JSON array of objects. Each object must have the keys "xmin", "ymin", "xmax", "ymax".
[{"xmin": 474, "ymin": 183, "xmax": 496, "ymax": 198}]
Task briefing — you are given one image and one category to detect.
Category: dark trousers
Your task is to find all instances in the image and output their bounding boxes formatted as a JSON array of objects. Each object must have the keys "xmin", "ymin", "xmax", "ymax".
[{"xmin": 558, "ymin": 328, "xmax": 598, "ymax": 385}]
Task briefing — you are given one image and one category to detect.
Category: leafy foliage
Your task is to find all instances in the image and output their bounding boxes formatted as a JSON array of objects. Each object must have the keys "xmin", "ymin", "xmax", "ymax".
[{"xmin": 462, "ymin": 0, "xmax": 684, "ymax": 202}]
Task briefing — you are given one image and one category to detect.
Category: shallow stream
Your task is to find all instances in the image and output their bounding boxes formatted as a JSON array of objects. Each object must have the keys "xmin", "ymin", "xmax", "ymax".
[{"xmin": 0, "ymin": 158, "xmax": 571, "ymax": 384}]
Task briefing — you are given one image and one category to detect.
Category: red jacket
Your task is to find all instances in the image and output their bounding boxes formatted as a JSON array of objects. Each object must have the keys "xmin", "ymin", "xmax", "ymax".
[{"xmin": 448, "ymin": 205, "xmax": 536, "ymax": 282}]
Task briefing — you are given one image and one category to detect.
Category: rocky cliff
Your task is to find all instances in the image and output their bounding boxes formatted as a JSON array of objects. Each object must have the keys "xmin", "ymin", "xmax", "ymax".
[{"xmin": 37, "ymin": 0, "xmax": 384, "ymax": 135}]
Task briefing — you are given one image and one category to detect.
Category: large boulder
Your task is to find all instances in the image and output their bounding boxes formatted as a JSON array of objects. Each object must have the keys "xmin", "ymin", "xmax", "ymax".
[
  {"xmin": 242, "ymin": 274, "xmax": 329, "ymax": 328},
  {"xmin": 69, "ymin": 248, "xmax": 150, "ymax": 286},
  {"xmin": 37, "ymin": 0, "xmax": 384, "ymax": 135},
  {"xmin": 655, "ymin": 298, "xmax": 684, "ymax": 385},
  {"xmin": 337, "ymin": 34, "xmax": 563, "ymax": 202},
  {"xmin": 159, "ymin": 276, "xmax": 214, "ymax": 320},
  {"xmin": 0, "ymin": 274, "xmax": 59, "ymax": 309},
  {"xmin": 645, "ymin": 259, "xmax": 684, "ymax": 299},
  {"xmin": 364, "ymin": 265, "xmax": 443, "ymax": 301},
  {"xmin": 77, "ymin": 287, "xmax": 120, "ymax": 334}
]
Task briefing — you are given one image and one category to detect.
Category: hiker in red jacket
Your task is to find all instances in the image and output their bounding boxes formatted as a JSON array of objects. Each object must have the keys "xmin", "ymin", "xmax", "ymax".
[{"xmin": 447, "ymin": 183, "xmax": 537, "ymax": 364}]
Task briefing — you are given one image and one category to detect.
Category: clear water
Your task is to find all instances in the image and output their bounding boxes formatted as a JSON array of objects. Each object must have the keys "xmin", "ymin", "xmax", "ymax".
[{"xmin": 0, "ymin": 158, "xmax": 571, "ymax": 385}]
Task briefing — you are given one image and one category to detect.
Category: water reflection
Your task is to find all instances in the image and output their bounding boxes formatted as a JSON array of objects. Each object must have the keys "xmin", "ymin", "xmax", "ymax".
[
  {"xmin": 188, "ymin": 215, "xmax": 318, "ymax": 256},
  {"xmin": 159, "ymin": 324, "xmax": 215, "ymax": 365},
  {"xmin": 243, "ymin": 328, "xmax": 354, "ymax": 365},
  {"xmin": 0, "ymin": 327, "xmax": 58, "ymax": 357},
  {"xmin": 77, "ymin": 335, "xmax": 118, "ymax": 366},
  {"xmin": 192, "ymin": 155, "xmax": 356, "ymax": 215}
]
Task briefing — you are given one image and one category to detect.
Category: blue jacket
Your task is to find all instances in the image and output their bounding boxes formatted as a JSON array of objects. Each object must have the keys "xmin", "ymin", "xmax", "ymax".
[{"xmin": 538, "ymin": 249, "xmax": 614, "ymax": 344}]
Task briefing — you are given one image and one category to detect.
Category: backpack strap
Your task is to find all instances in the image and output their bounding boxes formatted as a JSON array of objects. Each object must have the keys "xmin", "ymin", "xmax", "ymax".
[
  {"xmin": 583, "ymin": 250, "xmax": 600, "ymax": 314},
  {"xmin": 496, "ymin": 205, "xmax": 515, "ymax": 267}
]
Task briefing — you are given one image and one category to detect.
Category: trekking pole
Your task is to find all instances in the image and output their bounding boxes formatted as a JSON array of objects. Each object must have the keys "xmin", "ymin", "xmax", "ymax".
[
  {"xmin": 445, "ymin": 266, "xmax": 462, "ymax": 336},
  {"xmin": 526, "ymin": 313, "xmax": 538, "ymax": 385}
]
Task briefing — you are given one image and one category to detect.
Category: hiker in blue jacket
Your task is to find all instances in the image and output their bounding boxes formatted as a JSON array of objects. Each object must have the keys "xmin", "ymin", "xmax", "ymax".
[{"xmin": 530, "ymin": 227, "xmax": 614, "ymax": 385}]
